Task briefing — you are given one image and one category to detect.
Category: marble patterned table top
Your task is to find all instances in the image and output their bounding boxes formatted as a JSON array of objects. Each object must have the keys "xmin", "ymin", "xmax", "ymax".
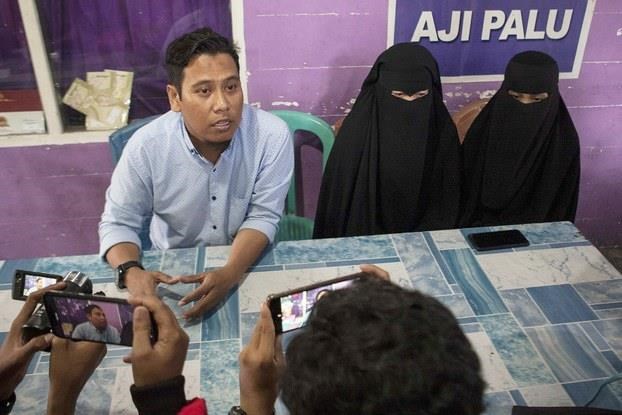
[{"xmin": 1, "ymin": 221, "xmax": 621, "ymax": 414}]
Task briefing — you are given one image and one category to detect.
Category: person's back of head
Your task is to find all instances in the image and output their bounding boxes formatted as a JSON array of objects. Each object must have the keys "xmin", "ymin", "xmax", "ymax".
[
  {"xmin": 165, "ymin": 26, "xmax": 239, "ymax": 95},
  {"xmin": 280, "ymin": 277, "xmax": 485, "ymax": 415}
]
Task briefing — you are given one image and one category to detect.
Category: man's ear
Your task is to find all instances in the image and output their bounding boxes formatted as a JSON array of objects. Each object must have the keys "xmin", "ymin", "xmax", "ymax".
[{"xmin": 167, "ymin": 84, "xmax": 182, "ymax": 112}]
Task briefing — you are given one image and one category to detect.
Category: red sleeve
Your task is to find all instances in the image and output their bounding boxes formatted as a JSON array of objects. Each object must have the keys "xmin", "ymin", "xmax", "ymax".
[{"xmin": 178, "ymin": 398, "xmax": 207, "ymax": 415}]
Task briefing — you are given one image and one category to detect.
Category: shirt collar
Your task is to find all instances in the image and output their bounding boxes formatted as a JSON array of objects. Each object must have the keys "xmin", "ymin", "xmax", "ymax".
[{"xmin": 178, "ymin": 112, "xmax": 241, "ymax": 162}]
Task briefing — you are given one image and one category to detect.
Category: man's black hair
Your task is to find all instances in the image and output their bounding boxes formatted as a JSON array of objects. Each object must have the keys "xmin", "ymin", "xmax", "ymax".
[
  {"xmin": 85, "ymin": 304, "xmax": 103, "ymax": 316},
  {"xmin": 281, "ymin": 277, "xmax": 485, "ymax": 415},
  {"xmin": 165, "ymin": 26, "xmax": 240, "ymax": 96}
]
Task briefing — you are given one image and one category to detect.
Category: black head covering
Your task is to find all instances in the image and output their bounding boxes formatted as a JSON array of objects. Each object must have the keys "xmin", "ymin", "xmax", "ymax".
[
  {"xmin": 313, "ymin": 43, "xmax": 461, "ymax": 238},
  {"xmin": 460, "ymin": 51, "xmax": 580, "ymax": 227}
]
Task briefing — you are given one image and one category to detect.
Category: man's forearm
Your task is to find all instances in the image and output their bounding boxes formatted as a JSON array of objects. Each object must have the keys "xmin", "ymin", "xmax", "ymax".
[
  {"xmin": 225, "ymin": 229, "xmax": 269, "ymax": 277},
  {"xmin": 104, "ymin": 242, "xmax": 141, "ymax": 268}
]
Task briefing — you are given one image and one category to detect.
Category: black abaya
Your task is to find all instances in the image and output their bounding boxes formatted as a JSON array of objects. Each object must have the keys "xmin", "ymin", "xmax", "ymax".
[
  {"xmin": 460, "ymin": 51, "xmax": 580, "ymax": 227},
  {"xmin": 313, "ymin": 43, "xmax": 461, "ymax": 238}
]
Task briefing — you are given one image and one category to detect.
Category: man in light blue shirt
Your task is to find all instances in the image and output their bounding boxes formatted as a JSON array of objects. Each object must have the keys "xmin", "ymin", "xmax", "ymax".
[
  {"xmin": 72, "ymin": 304, "xmax": 121, "ymax": 343},
  {"xmin": 99, "ymin": 27, "xmax": 293, "ymax": 318}
]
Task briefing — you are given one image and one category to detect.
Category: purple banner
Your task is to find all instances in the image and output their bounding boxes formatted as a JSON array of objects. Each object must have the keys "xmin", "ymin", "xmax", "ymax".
[{"xmin": 393, "ymin": 0, "xmax": 594, "ymax": 79}]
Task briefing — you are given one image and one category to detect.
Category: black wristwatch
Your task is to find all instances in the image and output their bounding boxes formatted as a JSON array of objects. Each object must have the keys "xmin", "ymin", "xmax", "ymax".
[{"xmin": 116, "ymin": 260, "xmax": 144, "ymax": 289}]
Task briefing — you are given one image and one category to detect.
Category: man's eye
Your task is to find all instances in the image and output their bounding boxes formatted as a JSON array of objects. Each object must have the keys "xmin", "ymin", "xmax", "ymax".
[
  {"xmin": 199, "ymin": 88, "xmax": 211, "ymax": 94},
  {"xmin": 226, "ymin": 84, "xmax": 238, "ymax": 91}
]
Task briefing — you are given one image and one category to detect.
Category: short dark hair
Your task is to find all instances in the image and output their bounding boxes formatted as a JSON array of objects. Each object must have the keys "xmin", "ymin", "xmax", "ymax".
[
  {"xmin": 85, "ymin": 304, "xmax": 102, "ymax": 316},
  {"xmin": 281, "ymin": 277, "xmax": 485, "ymax": 415},
  {"xmin": 165, "ymin": 26, "xmax": 240, "ymax": 95}
]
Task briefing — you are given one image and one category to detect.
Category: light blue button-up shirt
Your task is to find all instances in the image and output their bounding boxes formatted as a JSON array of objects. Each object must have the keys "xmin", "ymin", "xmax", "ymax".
[{"xmin": 99, "ymin": 105, "xmax": 293, "ymax": 257}]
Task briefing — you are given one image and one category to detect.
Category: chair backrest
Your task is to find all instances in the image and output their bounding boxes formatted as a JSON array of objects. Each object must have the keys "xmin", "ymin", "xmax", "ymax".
[
  {"xmin": 271, "ymin": 110, "xmax": 335, "ymax": 216},
  {"xmin": 108, "ymin": 115, "xmax": 159, "ymax": 250},
  {"xmin": 108, "ymin": 115, "xmax": 160, "ymax": 165}
]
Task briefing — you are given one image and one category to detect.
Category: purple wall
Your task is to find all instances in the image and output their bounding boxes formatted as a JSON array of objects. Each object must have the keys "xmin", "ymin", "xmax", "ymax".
[
  {"xmin": 0, "ymin": 144, "xmax": 111, "ymax": 259},
  {"xmin": 245, "ymin": 0, "xmax": 622, "ymax": 248},
  {"xmin": 0, "ymin": 0, "xmax": 620, "ymax": 260}
]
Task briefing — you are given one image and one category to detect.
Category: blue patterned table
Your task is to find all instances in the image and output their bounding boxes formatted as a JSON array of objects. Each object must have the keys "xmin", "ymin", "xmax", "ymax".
[{"xmin": 1, "ymin": 221, "xmax": 621, "ymax": 414}]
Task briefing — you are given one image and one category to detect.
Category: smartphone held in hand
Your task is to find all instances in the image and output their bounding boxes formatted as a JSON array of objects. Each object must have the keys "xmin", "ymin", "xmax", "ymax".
[
  {"xmin": 43, "ymin": 291, "xmax": 157, "ymax": 347},
  {"xmin": 267, "ymin": 272, "xmax": 367, "ymax": 334}
]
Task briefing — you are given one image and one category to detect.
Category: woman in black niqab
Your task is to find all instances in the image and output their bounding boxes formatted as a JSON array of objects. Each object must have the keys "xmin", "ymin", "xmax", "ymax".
[
  {"xmin": 460, "ymin": 51, "xmax": 580, "ymax": 227},
  {"xmin": 313, "ymin": 43, "xmax": 461, "ymax": 238}
]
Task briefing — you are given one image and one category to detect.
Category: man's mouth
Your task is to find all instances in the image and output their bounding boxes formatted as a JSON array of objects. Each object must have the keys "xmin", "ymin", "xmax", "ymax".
[{"xmin": 213, "ymin": 119, "xmax": 231, "ymax": 131}]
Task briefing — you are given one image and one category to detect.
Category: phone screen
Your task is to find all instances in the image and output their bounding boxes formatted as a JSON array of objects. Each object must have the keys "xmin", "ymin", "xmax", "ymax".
[
  {"xmin": 13, "ymin": 270, "xmax": 63, "ymax": 301},
  {"xmin": 268, "ymin": 273, "xmax": 365, "ymax": 334},
  {"xmin": 467, "ymin": 229, "xmax": 529, "ymax": 251},
  {"xmin": 43, "ymin": 292, "xmax": 152, "ymax": 346}
]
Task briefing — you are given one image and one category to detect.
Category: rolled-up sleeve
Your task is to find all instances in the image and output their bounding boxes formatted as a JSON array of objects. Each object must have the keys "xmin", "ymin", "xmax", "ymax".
[{"xmin": 239, "ymin": 120, "xmax": 294, "ymax": 243}]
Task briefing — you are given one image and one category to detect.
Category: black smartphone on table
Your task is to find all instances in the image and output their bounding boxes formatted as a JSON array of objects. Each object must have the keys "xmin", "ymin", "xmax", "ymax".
[
  {"xmin": 267, "ymin": 272, "xmax": 367, "ymax": 334},
  {"xmin": 43, "ymin": 291, "xmax": 157, "ymax": 346},
  {"xmin": 12, "ymin": 269, "xmax": 63, "ymax": 301},
  {"xmin": 467, "ymin": 229, "xmax": 529, "ymax": 251}
]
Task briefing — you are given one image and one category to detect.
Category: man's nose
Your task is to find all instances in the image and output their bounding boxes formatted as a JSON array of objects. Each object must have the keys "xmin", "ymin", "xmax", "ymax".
[{"xmin": 213, "ymin": 88, "xmax": 229, "ymax": 111}]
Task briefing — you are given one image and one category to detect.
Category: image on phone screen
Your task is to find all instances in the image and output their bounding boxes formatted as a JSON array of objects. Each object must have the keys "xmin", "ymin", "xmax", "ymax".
[
  {"xmin": 44, "ymin": 292, "xmax": 142, "ymax": 346},
  {"xmin": 268, "ymin": 273, "xmax": 364, "ymax": 334},
  {"xmin": 13, "ymin": 270, "xmax": 63, "ymax": 301}
]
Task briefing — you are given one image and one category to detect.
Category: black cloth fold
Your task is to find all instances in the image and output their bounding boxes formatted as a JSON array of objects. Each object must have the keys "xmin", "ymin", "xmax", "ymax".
[
  {"xmin": 130, "ymin": 375, "xmax": 188, "ymax": 415},
  {"xmin": 460, "ymin": 50, "xmax": 580, "ymax": 227},
  {"xmin": 313, "ymin": 43, "xmax": 461, "ymax": 238}
]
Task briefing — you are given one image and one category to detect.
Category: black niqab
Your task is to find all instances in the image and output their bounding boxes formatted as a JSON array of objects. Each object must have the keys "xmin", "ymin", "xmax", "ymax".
[
  {"xmin": 460, "ymin": 51, "xmax": 580, "ymax": 227},
  {"xmin": 313, "ymin": 43, "xmax": 461, "ymax": 238}
]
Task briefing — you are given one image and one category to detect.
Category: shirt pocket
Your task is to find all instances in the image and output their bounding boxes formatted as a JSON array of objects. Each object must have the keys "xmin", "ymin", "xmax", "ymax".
[{"xmin": 227, "ymin": 196, "xmax": 250, "ymax": 242}]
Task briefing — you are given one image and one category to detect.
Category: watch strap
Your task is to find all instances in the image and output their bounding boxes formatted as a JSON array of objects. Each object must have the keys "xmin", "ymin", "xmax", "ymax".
[{"xmin": 116, "ymin": 260, "xmax": 144, "ymax": 289}]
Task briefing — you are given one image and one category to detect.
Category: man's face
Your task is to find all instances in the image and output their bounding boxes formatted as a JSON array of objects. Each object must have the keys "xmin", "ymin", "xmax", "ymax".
[
  {"xmin": 87, "ymin": 307, "xmax": 108, "ymax": 330},
  {"xmin": 35, "ymin": 278, "xmax": 44, "ymax": 289},
  {"xmin": 167, "ymin": 53, "xmax": 243, "ymax": 149}
]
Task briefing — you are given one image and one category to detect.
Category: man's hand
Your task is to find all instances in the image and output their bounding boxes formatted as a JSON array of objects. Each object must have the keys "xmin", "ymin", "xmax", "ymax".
[
  {"xmin": 0, "ymin": 282, "xmax": 65, "ymax": 401},
  {"xmin": 238, "ymin": 303, "xmax": 284, "ymax": 415},
  {"xmin": 125, "ymin": 267, "xmax": 177, "ymax": 297},
  {"xmin": 47, "ymin": 337, "xmax": 106, "ymax": 415},
  {"xmin": 124, "ymin": 295, "xmax": 189, "ymax": 387},
  {"xmin": 175, "ymin": 266, "xmax": 240, "ymax": 319}
]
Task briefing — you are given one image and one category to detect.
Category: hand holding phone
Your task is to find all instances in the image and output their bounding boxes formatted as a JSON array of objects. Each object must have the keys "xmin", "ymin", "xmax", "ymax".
[
  {"xmin": 267, "ymin": 272, "xmax": 368, "ymax": 334},
  {"xmin": 467, "ymin": 229, "xmax": 529, "ymax": 251},
  {"xmin": 124, "ymin": 295, "xmax": 189, "ymax": 388},
  {"xmin": 43, "ymin": 292, "xmax": 157, "ymax": 347}
]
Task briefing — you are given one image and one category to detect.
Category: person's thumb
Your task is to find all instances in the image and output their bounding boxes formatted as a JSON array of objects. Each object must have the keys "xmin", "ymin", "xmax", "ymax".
[{"xmin": 132, "ymin": 306, "xmax": 153, "ymax": 356}]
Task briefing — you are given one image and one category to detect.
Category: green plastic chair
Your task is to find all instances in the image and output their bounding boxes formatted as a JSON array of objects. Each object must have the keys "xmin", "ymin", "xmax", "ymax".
[{"xmin": 271, "ymin": 110, "xmax": 335, "ymax": 242}]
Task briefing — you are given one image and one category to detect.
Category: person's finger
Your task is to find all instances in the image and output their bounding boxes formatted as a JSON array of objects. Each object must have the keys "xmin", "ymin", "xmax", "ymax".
[
  {"xmin": 153, "ymin": 272, "xmax": 177, "ymax": 285},
  {"xmin": 179, "ymin": 281, "xmax": 212, "ymax": 306},
  {"xmin": 245, "ymin": 304, "xmax": 265, "ymax": 350},
  {"xmin": 132, "ymin": 306, "xmax": 153, "ymax": 357},
  {"xmin": 12, "ymin": 282, "xmax": 66, "ymax": 329},
  {"xmin": 20, "ymin": 333, "xmax": 54, "ymax": 357},
  {"xmin": 258, "ymin": 303, "xmax": 275, "ymax": 355},
  {"xmin": 359, "ymin": 264, "xmax": 390, "ymax": 281},
  {"xmin": 182, "ymin": 290, "xmax": 220, "ymax": 319},
  {"xmin": 122, "ymin": 353, "xmax": 133, "ymax": 364},
  {"xmin": 176, "ymin": 274, "xmax": 205, "ymax": 284},
  {"xmin": 139, "ymin": 295, "xmax": 183, "ymax": 337}
]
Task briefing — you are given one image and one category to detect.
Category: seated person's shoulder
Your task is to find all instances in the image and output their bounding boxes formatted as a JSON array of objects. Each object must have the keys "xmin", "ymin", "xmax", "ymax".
[
  {"xmin": 124, "ymin": 111, "xmax": 179, "ymax": 153},
  {"xmin": 248, "ymin": 106, "xmax": 290, "ymax": 139}
]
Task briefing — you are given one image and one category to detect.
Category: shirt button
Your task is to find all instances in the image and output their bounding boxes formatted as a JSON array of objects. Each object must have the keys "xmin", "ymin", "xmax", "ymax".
[
  {"xmin": 211, "ymin": 196, "xmax": 216, "ymax": 201},
  {"xmin": 212, "ymin": 225, "xmax": 217, "ymax": 230},
  {"xmin": 212, "ymin": 168, "xmax": 216, "ymax": 172}
]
